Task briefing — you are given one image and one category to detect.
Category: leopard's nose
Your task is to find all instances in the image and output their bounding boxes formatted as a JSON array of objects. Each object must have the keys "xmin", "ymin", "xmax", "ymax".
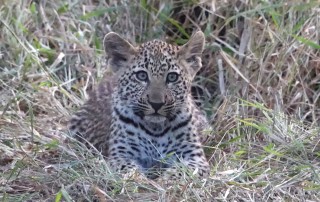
[{"xmin": 148, "ymin": 101, "xmax": 164, "ymax": 112}]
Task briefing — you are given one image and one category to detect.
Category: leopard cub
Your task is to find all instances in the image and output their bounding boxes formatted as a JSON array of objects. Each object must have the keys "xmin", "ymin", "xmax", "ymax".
[{"xmin": 69, "ymin": 31, "xmax": 210, "ymax": 178}]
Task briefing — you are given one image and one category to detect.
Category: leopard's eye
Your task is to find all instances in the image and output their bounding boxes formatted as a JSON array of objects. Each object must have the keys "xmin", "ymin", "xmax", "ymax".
[
  {"xmin": 135, "ymin": 70, "xmax": 148, "ymax": 81},
  {"xmin": 166, "ymin": 72, "xmax": 179, "ymax": 83}
]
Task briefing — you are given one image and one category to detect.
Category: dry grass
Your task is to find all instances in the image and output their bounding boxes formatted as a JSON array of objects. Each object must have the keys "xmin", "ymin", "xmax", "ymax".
[{"xmin": 0, "ymin": 0, "xmax": 320, "ymax": 201}]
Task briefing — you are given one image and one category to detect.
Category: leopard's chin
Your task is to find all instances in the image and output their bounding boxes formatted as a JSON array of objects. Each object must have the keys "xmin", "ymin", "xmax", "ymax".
[{"xmin": 144, "ymin": 114, "xmax": 167, "ymax": 123}]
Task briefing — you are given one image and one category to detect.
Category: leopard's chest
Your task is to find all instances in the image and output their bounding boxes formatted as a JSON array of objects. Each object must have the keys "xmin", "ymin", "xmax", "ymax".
[{"xmin": 115, "ymin": 122, "xmax": 186, "ymax": 166}]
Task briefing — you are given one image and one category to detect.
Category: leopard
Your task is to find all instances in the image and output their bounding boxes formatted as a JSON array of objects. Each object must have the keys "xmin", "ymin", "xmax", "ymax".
[{"xmin": 68, "ymin": 31, "xmax": 211, "ymax": 179}]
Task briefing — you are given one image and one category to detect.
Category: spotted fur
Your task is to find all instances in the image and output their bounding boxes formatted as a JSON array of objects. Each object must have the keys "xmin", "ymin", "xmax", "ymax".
[{"xmin": 69, "ymin": 31, "xmax": 210, "ymax": 178}]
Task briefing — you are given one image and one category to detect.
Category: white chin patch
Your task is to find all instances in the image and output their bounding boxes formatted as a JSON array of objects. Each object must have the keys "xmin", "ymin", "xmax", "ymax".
[{"xmin": 144, "ymin": 115, "xmax": 167, "ymax": 123}]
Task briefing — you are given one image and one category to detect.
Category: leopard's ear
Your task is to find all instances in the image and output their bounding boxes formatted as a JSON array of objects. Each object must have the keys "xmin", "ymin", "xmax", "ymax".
[
  {"xmin": 178, "ymin": 31, "xmax": 205, "ymax": 77},
  {"xmin": 104, "ymin": 32, "xmax": 137, "ymax": 72}
]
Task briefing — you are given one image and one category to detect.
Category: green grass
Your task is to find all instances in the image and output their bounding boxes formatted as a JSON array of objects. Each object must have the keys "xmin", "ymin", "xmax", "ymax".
[{"xmin": 0, "ymin": 0, "xmax": 320, "ymax": 201}]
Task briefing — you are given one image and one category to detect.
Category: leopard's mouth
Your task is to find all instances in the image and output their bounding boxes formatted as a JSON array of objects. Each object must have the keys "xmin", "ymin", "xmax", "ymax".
[{"xmin": 144, "ymin": 113, "xmax": 167, "ymax": 123}]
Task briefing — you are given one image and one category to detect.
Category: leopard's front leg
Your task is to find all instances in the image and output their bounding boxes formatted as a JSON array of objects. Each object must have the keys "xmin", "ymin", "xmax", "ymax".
[{"xmin": 162, "ymin": 141, "xmax": 210, "ymax": 180}]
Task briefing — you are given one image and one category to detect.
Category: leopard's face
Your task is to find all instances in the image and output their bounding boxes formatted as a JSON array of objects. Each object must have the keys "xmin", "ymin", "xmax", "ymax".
[
  {"xmin": 104, "ymin": 32, "xmax": 205, "ymax": 123},
  {"xmin": 116, "ymin": 40, "xmax": 193, "ymax": 122}
]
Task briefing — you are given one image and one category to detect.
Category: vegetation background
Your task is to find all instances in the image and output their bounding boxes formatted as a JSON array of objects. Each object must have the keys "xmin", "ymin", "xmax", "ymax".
[{"xmin": 0, "ymin": 0, "xmax": 319, "ymax": 201}]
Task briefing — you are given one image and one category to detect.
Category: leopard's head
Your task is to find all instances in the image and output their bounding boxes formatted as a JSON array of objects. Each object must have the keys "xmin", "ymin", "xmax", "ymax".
[{"xmin": 104, "ymin": 31, "xmax": 205, "ymax": 123}]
